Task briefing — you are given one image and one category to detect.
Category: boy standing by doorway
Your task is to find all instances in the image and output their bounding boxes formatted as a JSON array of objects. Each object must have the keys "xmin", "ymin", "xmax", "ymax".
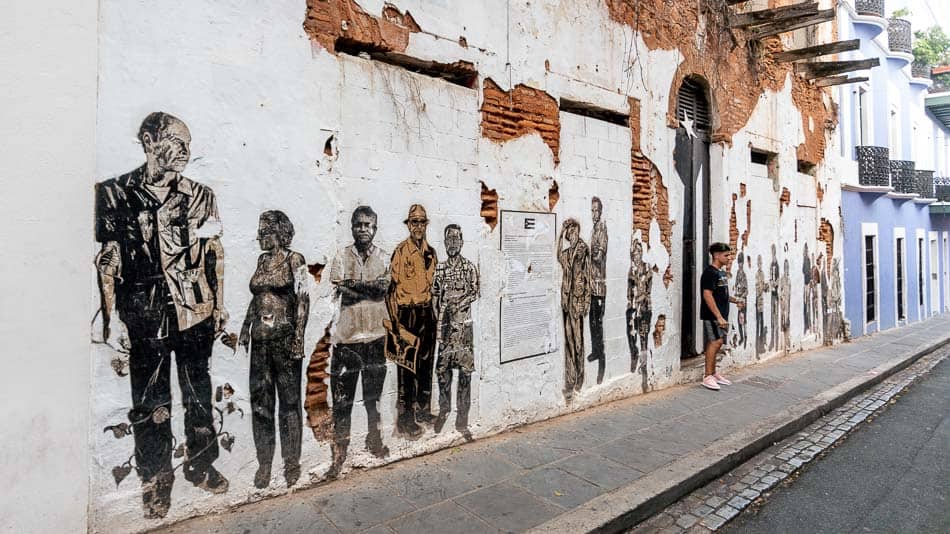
[{"xmin": 700, "ymin": 242, "xmax": 741, "ymax": 391}]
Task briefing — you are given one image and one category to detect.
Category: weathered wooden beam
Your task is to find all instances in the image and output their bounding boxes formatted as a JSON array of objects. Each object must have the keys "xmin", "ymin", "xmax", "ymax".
[
  {"xmin": 750, "ymin": 9, "xmax": 835, "ymax": 40},
  {"xmin": 773, "ymin": 39, "xmax": 861, "ymax": 62},
  {"xmin": 814, "ymin": 76, "xmax": 870, "ymax": 87},
  {"xmin": 729, "ymin": 2, "xmax": 818, "ymax": 28},
  {"xmin": 794, "ymin": 58, "xmax": 880, "ymax": 79}
]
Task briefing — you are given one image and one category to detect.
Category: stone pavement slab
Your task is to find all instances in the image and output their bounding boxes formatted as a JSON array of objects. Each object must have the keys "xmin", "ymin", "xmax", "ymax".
[{"xmin": 155, "ymin": 316, "xmax": 950, "ymax": 534}]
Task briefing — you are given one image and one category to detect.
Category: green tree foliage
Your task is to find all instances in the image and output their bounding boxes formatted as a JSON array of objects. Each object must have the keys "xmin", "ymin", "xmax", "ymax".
[
  {"xmin": 913, "ymin": 26, "xmax": 950, "ymax": 67},
  {"xmin": 891, "ymin": 7, "xmax": 912, "ymax": 18}
]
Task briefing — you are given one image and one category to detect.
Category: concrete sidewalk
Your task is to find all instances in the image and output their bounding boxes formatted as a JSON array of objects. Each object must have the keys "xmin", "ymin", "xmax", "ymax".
[{"xmin": 156, "ymin": 316, "xmax": 950, "ymax": 534}]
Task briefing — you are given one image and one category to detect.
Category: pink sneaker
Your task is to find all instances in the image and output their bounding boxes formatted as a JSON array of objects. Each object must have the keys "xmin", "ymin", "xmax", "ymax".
[
  {"xmin": 713, "ymin": 373, "xmax": 732, "ymax": 386},
  {"xmin": 702, "ymin": 375, "xmax": 721, "ymax": 391}
]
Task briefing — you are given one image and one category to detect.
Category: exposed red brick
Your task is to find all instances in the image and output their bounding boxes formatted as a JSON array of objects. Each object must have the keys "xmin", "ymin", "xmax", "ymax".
[
  {"xmin": 740, "ymin": 182, "xmax": 747, "ymax": 198},
  {"xmin": 305, "ymin": 325, "xmax": 333, "ymax": 441},
  {"xmin": 480, "ymin": 181, "xmax": 499, "ymax": 230},
  {"xmin": 818, "ymin": 218, "xmax": 835, "ymax": 269},
  {"xmin": 605, "ymin": 0, "xmax": 833, "ymax": 163},
  {"xmin": 481, "ymin": 78, "xmax": 560, "ymax": 164},
  {"xmin": 663, "ymin": 264, "xmax": 673, "ymax": 288},
  {"xmin": 304, "ymin": 0, "xmax": 418, "ymax": 54},
  {"xmin": 779, "ymin": 187, "xmax": 791, "ymax": 216},
  {"xmin": 653, "ymin": 314, "xmax": 666, "ymax": 347},
  {"xmin": 742, "ymin": 200, "xmax": 751, "ymax": 248},
  {"xmin": 548, "ymin": 180, "xmax": 560, "ymax": 211},
  {"xmin": 630, "ymin": 98, "xmax": 672, "ymax": 254},
  {"xmin": 308, "ymin": 262, "xmax": 326, "ymax": 283},
  {"xmin": 729, "ymin": 193, "xmax": 739, "ymax": 252}
]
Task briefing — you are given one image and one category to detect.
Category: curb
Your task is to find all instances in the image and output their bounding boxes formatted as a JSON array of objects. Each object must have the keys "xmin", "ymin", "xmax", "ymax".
[{"xmin": 531, "ymin": 334, "xmax": 950, "ymax": 534}]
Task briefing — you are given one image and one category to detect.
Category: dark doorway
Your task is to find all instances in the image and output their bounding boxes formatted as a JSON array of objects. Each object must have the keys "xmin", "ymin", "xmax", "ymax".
[{"xmin": 673, "ymin": 77, "xmax": 712, "ymax": 358}]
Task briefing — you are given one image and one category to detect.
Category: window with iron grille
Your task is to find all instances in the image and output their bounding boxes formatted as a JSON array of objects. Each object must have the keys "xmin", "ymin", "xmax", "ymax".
[
  {"xmin": 865, "ymin": 235, "xmax": 876, "ymax": 323},
  {"xmin": 896, "ymin": 237, "xmax": 905, "ymax": 321}
]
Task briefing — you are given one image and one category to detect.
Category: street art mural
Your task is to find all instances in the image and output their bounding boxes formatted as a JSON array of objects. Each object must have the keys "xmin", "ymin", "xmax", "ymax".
[
  {"xmin": 755, "ymin": 254, "xmax": 768, "ymax": 358},
  {"xmin": 627, "ymin": 239, "xmax": 653, "ymax": 374},
  {"xmin": 241, "ymin": 210, "xmax": 309, "ymax": 489},
  {"xmin": 557, "ymin": 218, "xmax": 591, "ymax": 402},
  {"xmin": 94, "ymin": 112, "xmax": 232, "ymax": 518},
  {"xmin": 587, "ymin": 197, "xmax": 608, "ymax": 385},
  {"xmin": 386, "ymin": 204, "xmax": 438, "ymax": 437},
  {"xmin": 326, "ymin": 206, "xmax": 392, "ymax": 478},
  {"xmin": 769, "ymin": 245, "xmax": 780, "ymax": 352},
  {"xmin": 432, "ymin": 224, "xmax": 480, "ymax": 439},
  {"xmin": 732, "ymin": 252, "xmax": 749, "ymax": 350},
  {"xmin": 780, "ymin": 256, "xmax": 792, "ymax": 353}
]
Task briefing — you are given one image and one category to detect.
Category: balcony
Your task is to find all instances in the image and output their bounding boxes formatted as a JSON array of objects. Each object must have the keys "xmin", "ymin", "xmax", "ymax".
[
  {"xmin": 890, "ymin": 160, "xmax": 917, "ymax": 194},
  {"xmin": 935, "ymin": 177, "xmax": 950, "ymax": 202},
  {"xmin": 912, "ymin": 62, "xmax": 932, "ymax": 79},
  {"xmin": 855, "ymin": 0, "xmax": 884, "ymax": 18},
  {"xmin": 915, "ymin": 170, "xmax": 935, "ymax": 198},
  {"xmin": 887, "ymin": 18, "xmax": 914, "ymax": 66},
  {"xmin": 856, "ymin": 146, "xmax": 891, "ymax": 187}
]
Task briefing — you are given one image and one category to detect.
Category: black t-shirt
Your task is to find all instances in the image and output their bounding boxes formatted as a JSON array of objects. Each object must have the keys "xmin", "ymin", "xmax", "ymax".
[{"xmin": 700, "ymin": 265, "xmax": 729, "ymax": 321}]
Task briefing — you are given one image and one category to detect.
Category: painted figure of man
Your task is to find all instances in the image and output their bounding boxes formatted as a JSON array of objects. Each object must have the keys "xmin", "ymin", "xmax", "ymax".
[
  {"xmin": 780, "ymin": 258, "xmax": 792, "ymax": 352},
  {"xmin": 387, "ymin": 204, "xmax": 437, "ymax": 438},
  {"xmin": 811, "ymin": 253, "xmax": 822, "ymax": 336},
  {"xmin": 755, "ymin": 254, "xmax": 767, "ymax": 357},
  {"xmin": 326, "ymin": 206, "xmax": 391, "ymax": 478},
  {"xmin": 587, "ymin": 197, "xmax": 608, "ymax": 385},
  {"xmin": 769, "ymin": 244, "xmax": 780, "ymax": 351},
  {"xmin": 627, "ymin": 239, "xmax": 652, "ymax": 373},
  {"xmin": 733, "ymin": 251, "xmax": 748, "ymax": 350},
  {"xmin": 802, "ymin": 244, "xmax": 812, "ymax": 334},
  {"xmin": 827, "ymin": 258, "xmax": 843, "ymax": 344},
  {"xmin": 432, "ymin": 224, "xmax": 479, "ymax": 437},
  {"xmin": 94, "ymin": 112, "xmax": 228, "ymax": 519},
  {"xmin": 558, "ymin": 219, "xmax": 591, "ymax": 401}
]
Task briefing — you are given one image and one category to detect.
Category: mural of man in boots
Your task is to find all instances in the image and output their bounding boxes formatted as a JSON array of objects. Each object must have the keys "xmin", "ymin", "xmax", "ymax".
[
  {"xmin": 94, "ymin": 112, "xmax": 228, "ymax": 519},
  {"xmin": 387, "ymin": 204, "xmax": 437, "ymax": 438},
  {"xmin": 558, "ymin": 218, "xmax": 590, "ymax": 402},
  {"xmin": 626, "ymin": 239, "xmax": 652, "ymax": 373},
  {"xmin": 769, "ymin": 244, "xmax": 780, "ymax": 351},
  {"xmin": 326, "ymin": 205, "xmax": 391, "ymax": 478},
  {"xmin": 755, "ymin": 254, "xmax": 767, "ymax": 357},
  {"xmin": 587, "ymin": 197, "xmax": 608, "ymax": 385},
  {"xmin": 432, "ymin": 224, "xmax": 479, "ymax": 439},
  {"xmin": 733, "ymin": 251, "xmax": 748, "ymax": 350}
]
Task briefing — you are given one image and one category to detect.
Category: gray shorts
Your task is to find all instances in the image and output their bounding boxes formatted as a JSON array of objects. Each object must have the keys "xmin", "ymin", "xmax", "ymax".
[{"xmin": 703, "ymin": 320, "xmax": 728, "ymax": 345}]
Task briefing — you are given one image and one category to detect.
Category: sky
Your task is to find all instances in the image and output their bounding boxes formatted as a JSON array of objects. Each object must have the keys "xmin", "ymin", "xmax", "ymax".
[{"xmin": 887, "ymin": 0, "xmax": 948, "ymax": 33}]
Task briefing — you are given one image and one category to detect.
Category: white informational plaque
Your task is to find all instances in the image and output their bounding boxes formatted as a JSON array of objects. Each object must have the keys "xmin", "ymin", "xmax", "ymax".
[{"xmin": 499, "ymin": 210, "xmax": 559, "ymax": 363}]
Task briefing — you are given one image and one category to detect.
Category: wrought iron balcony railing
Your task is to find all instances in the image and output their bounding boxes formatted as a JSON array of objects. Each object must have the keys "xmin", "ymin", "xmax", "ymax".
[
  {"xmin": 935, "ymin": 178, "xmax": 950, "ymax": 202},
  {"xmin": 911, "ymin": 61, "xmax": 932, "ymax": 79},
  {"xmin": 915, "ymin": 170, "xmax": 935, "ymax": 198},
  {"xmin": 855, "ymin": 0, "xmax": 885, "ymax": 18},
  {"xmin": 856, "ymin": 146, "xmax": 890, "ymax": 187},
  {"xmin": 890, "ymin": 160, "xmax": 917, "ymax": 194},
  {"xmin": 888, "ymin": 18, "xmax": 912, "ymax": 55}
]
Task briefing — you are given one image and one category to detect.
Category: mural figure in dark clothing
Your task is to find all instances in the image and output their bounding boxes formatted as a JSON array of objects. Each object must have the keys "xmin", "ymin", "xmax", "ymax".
[
  {"xmin": 432, "ymin": 224, "xmax": 479, "ymax": 438},
  {"xmin": 387, "ymin": 204, "xmax": 438, "ymax": 438},
  {"xmin": 94, "ymin": 112, "xmax": 228, "ymax": 519},
  {"xmin": 586, "ymin": 197, "xmax": 608, "ymax": 384},
  {"xmin": 802, "ymin": 243, "xmax": 812, "ymax": 334},
  {"xmin": 733, "ymin": 251, "xmax": 748, "ymax": 350},
  {"xmin": 240, "ymin": 210, "xmax": 309, "ymax": 488},
  {"xmin": 769, "ymin": 244, "xmax": 780, "ymax": 351},
  {"xmin": 754, "ymin": 254, "xmax": 767, "ymax": 357},
  {"xmin": 558, "ymin": 218, "xmax": 591, "ymax": 402},
  {"xmin": 326, "ymin": 206, "xmax": 391, "ymax": 479},
  {"xmin": 626, "ymin": 239, "xmax": 652, "ymax": 373}
]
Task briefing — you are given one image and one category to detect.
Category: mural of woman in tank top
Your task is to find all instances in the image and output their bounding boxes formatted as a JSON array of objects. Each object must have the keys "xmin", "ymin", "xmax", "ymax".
[{"xmin": 239, "ymin": 210, "xmax": 309, "ymax": 489}]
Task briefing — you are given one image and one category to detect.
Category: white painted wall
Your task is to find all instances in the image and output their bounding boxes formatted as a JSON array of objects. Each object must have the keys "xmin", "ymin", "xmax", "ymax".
[
  {"xmin": 0, "ymin": 1, "xmax": 98, "ymax": 532},
  {"xmin": 7, "ymin": 0, "xmax": 852, "ymax": 532}
]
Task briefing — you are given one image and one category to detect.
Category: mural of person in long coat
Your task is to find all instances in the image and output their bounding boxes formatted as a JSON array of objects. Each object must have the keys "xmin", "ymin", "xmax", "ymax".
[
  {"xmin": 755, "ymin": 255, "xmax": 767, "ymax": 357},
  {"xmin": 769, "ymin": 244, "xmax": 780, "ymax": 351},
  {"xmin": 431, "ymin": 224, "xmax": 479, "ymax": 438},
  {"xmin": 558, "ymin": 218, "xmax": 590, "ymax": 402},
  {"xmin": 240, "ymin": 210, "xmax": 309, "ymax": 488},
  {"xmin": 94, "ymin": 112, "xmax": 228, "ymax": 519},
  {"xmin": 386, "ymin": 204, "xmax": 437, "ymax": 438}
]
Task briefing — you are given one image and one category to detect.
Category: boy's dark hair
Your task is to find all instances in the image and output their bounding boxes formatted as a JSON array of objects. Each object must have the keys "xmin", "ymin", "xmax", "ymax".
[{"xmin": 709, "ymin": 242, "xmax": 732, "ymax": 255}]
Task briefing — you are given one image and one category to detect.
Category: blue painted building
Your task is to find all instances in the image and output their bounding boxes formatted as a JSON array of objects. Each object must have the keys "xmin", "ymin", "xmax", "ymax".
[{"xmin": 836, "ymin": 1, "xmax": 950, "ymax": 338}]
